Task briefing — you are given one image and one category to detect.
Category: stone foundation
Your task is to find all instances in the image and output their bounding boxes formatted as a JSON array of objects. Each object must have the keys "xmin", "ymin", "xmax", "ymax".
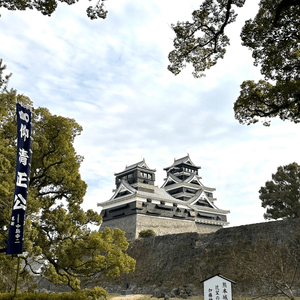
[
  {"xmin": 99, "ymin": 214, "xmax": 138, "ymax": 241},
  {"xmin": 99, "ymin": 213, "xmax": 222, "ymax": 240}
]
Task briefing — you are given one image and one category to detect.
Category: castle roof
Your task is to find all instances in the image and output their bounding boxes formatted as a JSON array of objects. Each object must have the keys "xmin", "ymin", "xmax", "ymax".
[
  {"xmin": 162, "ymin": 173, "xmax": 215, "ymax": 191},
  {"xmin": 100, "ymin": 179, "xmax": 178, "ymax": 207},
  {"xmin": 126, "ymin": 158, "xmax": 155, "ymax": 171},
  {"xmin": 163, "ymin": 154, "xmax": 201, "ymax": 171},
  {"xmin": 98, "ymin": 179, "xmax": 229, "ymax": 215},
  {"xmin": 115, "ymin": 158, "xmax": 156, "ymax": 176}
]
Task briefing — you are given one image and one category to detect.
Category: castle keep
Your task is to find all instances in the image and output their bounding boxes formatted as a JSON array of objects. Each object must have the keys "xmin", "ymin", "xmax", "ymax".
[{"xmin": 98, "ymin": 155, "xmax": 229, "ymax": 240}]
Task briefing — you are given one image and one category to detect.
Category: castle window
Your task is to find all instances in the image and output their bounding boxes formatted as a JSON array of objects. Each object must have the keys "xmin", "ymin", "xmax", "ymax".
[
  {"xmin": 161, "ymin": 201, "xmax": 165, "ymax": 205},
  {"xmin": 147, "ymin": 199, "xmax": 152, "ymax": 203},
  {"xmin": 141, "ymin": 172, "xmax": 152, "ymax": 179}
]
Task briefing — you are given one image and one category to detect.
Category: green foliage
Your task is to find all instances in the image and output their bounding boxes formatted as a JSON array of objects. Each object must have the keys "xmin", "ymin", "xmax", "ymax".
[
  {"xmin": 259, "ymin": 162, "xmax": 300, "ymax": 220},
  {"xmin": 168, "ymin": 0, "xmax": 300, "ymax": 126},
  {"xmin": 31, "ymin": 226, "xmax": 136, "ymax": 291},
  {"xmin": 82, "ymin": 287, "xmax": 108, "ymax": 300},
  {"xmin": 0, "ymin": 288, "xmax": 107, "ymax": 300},
  {"xmin": 168, "ymin": 0, "xmax": 245, "ymax": 78},
  {"xmin": 0, "ymin": 255, "xmax": 19, "ymax": 292},
  {"xmin": 235, "ymin": 0, "xmax": 300, "ymax": 126},
  {"xmin": 29, "ymin": 105, "xmax": 87, "ymax": 210},
  {"xmin": 0, "ymin": 59, "xmax": 12, "ymax": 94},
  {"xmin": 0, "ymin": 255, "xmax": 36, "ymax": 293},
  {"xmin": 138, "ymin": 229, "xmax": 156, "ymax": 238},
  {"xmin": 234, "ymin": 79, "xmax": 300, "ymax": 126},
  {"xmin": 0, "ymin": 0, "xmax": 108, "ymax": 19},
  {"xmin": 0, "ymin": 72, "xmax": 135, "ymax": 293},
  {"xmin": 240, "ymin": 0, "xmax": 300, "ymax": 83}
]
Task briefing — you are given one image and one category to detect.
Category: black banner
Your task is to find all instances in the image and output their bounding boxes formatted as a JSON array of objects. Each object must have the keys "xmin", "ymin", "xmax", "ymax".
[{"xmin": 6, "ymin": 103, "xmax": 32, "ymax": 255}]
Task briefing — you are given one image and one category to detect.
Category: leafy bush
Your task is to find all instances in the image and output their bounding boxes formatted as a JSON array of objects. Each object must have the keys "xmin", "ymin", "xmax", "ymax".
[
  {"xmin": 0, "ymin": 287, "xmax": 107, "ymax": 300},
  {"xmin": 138, "ymin": 229, "xmax": 156, "ymax": 238}
]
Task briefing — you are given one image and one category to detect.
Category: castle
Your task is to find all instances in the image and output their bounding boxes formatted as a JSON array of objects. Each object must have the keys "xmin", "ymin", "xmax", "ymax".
[{"xmin": 98, "ymin": 155, "xmax": 229, "ymax": 240}]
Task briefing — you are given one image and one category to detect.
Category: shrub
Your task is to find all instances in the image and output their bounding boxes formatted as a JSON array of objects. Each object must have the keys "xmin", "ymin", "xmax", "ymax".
[
  {"xmin": 0, "ymin": 287, "xmax": 107, "ymax": 300},
  {"xmin": 138, "ymin": 229, "xmax": 156, "ymax": 238}
]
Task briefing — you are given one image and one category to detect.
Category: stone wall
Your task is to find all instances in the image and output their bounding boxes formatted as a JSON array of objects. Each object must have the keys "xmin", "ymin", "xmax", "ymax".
[
  {"xmin": 136, "ymin": 214, "xmax": 221, "ymax": 236},
  {"xmin": 100, "ymin": 214, "xmax": 138, "ymax": 241},
  {"xmin": 90, "ymin": 218, "xmax": 300, "ymax": 296},
  {"xmin": 100, "ymin": 213, "xmax": 222, "ymax": 240}
]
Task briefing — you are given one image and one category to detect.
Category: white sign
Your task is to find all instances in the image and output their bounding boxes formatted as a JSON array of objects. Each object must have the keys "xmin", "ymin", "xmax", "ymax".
[{"xmin": 203, "ymin": 274, "xmax": 234, "ymax": 300}]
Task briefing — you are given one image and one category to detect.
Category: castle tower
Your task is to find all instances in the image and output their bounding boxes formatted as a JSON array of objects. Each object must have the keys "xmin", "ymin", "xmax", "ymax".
[
  {"xmin": 161, "ymin": 154, "xmax": 227, "ymax": 226},
  {"xmin": 98, "ymin": 156, "xmax": 229, "ymax": 240},
  {"xmin": 114, "ymin": 158, "xmax": 156, "ymax": 193},
  {"xmin": 162, "ymin": 154, "xmax": 204, "ymax": 201}
]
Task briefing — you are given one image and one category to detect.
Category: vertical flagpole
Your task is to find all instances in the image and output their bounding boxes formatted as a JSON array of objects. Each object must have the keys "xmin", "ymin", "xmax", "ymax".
[{"xmin": 14, "ymin": 255, "xmax": 21, "ymax": 297}]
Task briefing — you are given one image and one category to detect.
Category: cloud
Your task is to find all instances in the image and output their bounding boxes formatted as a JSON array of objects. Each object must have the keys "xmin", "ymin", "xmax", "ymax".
[{"xmin": 1, "ymin": 0, "xmax": 299, "ymax": 229}]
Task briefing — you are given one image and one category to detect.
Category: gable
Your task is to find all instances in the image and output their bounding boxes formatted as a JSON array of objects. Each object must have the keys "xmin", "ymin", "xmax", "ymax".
[
  {"xmin": 115, "ymin": 189, "xmax": 132, "ymax": 198},
  {"xmin": 111, "ymin": 181, "xmax": 136, "ymax": 200},
  {"xmin": 189, "ymin": 191, "xmax": 216, "ymax": 209},
  {"xmin": 161, "ymin": 174, "xmax": 180, "ymax": 188},
  {"xmin": 190, "ymin": 179, "xmax": 201, "ymax": 185},
  {"xmin": 139, "ymin": 161, "xmax": 148, "ymax": 169},
  {"xmin": 186, "ymin": 174, "xmax": 202, "ymax": 186},
  {"xmin": 192, "ymin": 199, "xmax": 214, "ymax": 208},
  {"xmin": 164, "ymin": 180, "xmax": 176, "ymax": 187}
]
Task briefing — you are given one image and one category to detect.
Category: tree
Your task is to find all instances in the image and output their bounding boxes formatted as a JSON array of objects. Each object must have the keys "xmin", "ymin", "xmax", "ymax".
[
  {"xmin": 168, "ymin": 0, "xmax": 300, "ymax": 126},
  {"xmin": 0, "ymin": 59, "xmax": 12, "ymax": 94},
  {"xmin": 229, "ymin": 238, "xmax": 300, "ymax": 300},
  {"xmin": 0, "ymin": 77, "xmax": 135, "ymax": 294},
  {"xmin": 259, "ymin": 162, "xmax": 300, "ymax": 220},
  {"xmin": 203, "ymin": 221, "xmax": 300, "ymax": 299},
  {"xmin": 0, "ymin": 0, "xmax": 108, "ymax": 20}
]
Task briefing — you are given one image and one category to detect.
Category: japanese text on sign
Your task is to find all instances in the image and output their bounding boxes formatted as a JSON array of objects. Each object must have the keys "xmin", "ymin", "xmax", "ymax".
[
  {"xmin": 6, "ymin": 103, "xmax": 32, "ymax": 255},
  {"xmin": 204, "ymin": 275, "xmax": 233, "ymax": 300}
]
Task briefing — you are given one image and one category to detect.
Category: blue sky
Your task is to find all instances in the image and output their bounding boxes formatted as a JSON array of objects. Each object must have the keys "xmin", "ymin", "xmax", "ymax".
[{"xmin": 1, "ymin": 0, "xmax": 299, "ymax": 227}]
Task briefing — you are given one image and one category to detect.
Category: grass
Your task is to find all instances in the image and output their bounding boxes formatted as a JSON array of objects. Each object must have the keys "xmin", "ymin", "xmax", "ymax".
[
  {"xmin": 107, "ymin": 295, "xmax": 203, "ymax": 300},
  {"xmin": 108, "ymin": 295, "xmax": 300, "ymax": 300}
]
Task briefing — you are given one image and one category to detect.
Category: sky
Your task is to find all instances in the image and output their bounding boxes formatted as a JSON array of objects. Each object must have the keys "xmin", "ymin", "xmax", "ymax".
[{"xmin": 1, "ymin": 0, "xmax": 299, "ymax": 228}]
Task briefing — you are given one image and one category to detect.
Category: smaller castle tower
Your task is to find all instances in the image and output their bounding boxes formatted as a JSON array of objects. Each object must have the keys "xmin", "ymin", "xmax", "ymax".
[{"xmin": 114, "ymin": 158, "xmax": 156, "ymax": 193}]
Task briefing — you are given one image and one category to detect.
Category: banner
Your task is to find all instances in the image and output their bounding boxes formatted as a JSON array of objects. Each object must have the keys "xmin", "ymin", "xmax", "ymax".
[{"xmin": 6, "ymin": 103, "xmax": 32, "ymax": 255}]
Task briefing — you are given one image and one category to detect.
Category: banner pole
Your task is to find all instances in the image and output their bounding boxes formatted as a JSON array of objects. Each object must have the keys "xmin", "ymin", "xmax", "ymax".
[{"xmin": 13, "ymin": 255, "xmax": 20, "ymax": 298}]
